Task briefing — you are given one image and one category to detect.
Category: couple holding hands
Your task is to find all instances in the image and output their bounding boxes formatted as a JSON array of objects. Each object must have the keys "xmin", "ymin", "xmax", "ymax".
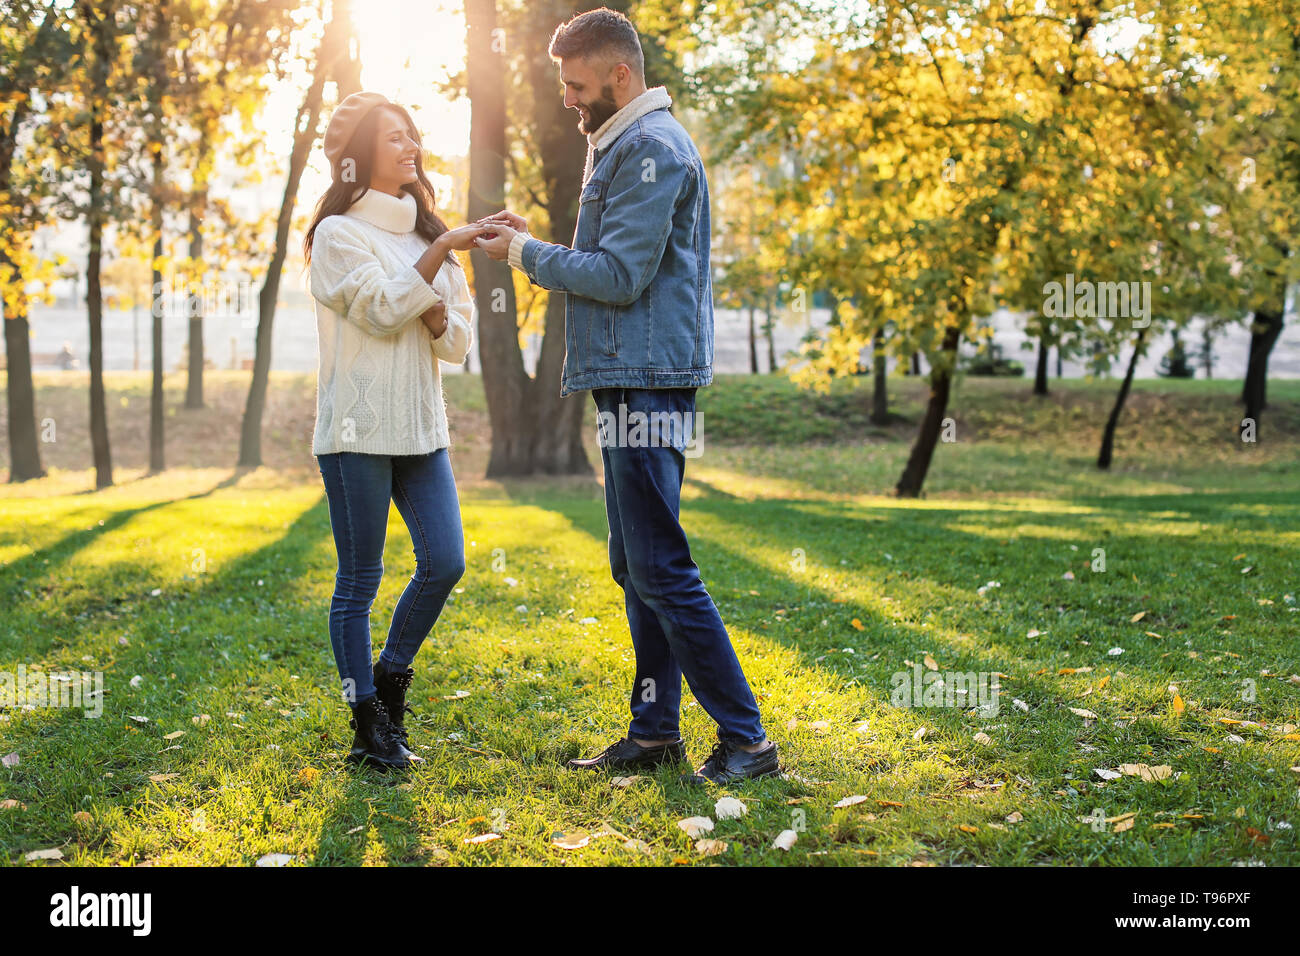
[{"xmin": 304, "ymin": 8, "xmax": 780, "ymax": 786}]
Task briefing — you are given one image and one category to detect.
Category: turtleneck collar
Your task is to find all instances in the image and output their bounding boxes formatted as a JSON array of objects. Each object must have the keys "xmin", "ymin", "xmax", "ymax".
[
  {"xmin": 345, "ymin": 188, "xmax": 417, "ymax": 233},
  {"xmin": 588, "ymin": 85, "xmax": 672, "ymax": 152}
]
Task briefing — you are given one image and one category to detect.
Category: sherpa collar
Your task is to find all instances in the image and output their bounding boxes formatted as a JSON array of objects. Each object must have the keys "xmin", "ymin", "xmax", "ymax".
[
  {"xmin": 345, "ymin": 188, "xmax": 417, "ymax": 233},
  {"xmin": 588, "ymin": 84, "xmax": 673, "ymax": 151},
  {"xmin": 582, "ymin": 86, "xmax": 673, "ymax": 184}
]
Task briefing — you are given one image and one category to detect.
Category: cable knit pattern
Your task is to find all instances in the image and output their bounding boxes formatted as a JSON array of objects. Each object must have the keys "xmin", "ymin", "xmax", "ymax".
[{"xmin": 309, "ymin": 188, "xmax": 474, "ymax": 456}]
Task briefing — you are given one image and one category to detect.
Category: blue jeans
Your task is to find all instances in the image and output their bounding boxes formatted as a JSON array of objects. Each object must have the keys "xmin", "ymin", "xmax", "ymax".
[
  {"xmin": 594, "ymin": 386, "xmax": 766, "ymax": 746},
  {"xmin": 316, "ymin": 449, "xmax": 465, "ymax": 706}
]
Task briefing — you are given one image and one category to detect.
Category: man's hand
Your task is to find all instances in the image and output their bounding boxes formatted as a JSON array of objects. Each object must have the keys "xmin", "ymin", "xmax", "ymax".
[
  {"xmin": 477, "ymin": 209, "xmax": 528, "ymax": 233},
  {"xmin": 474, "ymin": 223, "xmax": 520, "ymax": 261},
  {"xmin": 420, "ymin": 301, "xmax": 447, "ymax": 338}
]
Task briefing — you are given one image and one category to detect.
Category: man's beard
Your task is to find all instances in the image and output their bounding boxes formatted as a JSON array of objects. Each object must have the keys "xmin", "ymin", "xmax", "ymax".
[{"xmin": 578, "ymin": 85, "xmax": 619, "ymax": 134}]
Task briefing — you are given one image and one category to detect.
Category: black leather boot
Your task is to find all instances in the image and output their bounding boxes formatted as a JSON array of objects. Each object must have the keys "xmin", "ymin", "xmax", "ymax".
[
  {"xmin": 373, "ymin": 659, "xmax": 416, "ymax": 749},
  {"xmin": 346, "ymin": 696, "xmax": 415, "ymax": 770}
]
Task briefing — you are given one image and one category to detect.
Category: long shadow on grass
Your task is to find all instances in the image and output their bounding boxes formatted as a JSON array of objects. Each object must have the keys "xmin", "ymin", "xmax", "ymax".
[
  {"xmin": 1069, "ymin": 488, "xmax": 1300, "ymax": 525},
  {"xmin": 677, "ymin": 477, "xmax": 1297, "ymax": 669},
  {"xmin": 0, "ymin": 488, "xmax": 431, "ymax": 865},
  {"xmin": 520, "ymin": 478, "xmax": 1294, "ymax": 790},
  {"xmin": 516, "ymin": 485, "xmax": 1090, "ymax": 755},
  {"xmin": 0, "ymin": 473, "xmax": 247, "ymax": 650}
]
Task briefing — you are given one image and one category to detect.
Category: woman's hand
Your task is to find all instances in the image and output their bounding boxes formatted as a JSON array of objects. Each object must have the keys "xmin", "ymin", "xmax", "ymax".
[
  {"xmin": 417, "ymin": 224, "xmax": 491, "ymax": 282},
  {"xmin": 420, "ymin": 301, "xmax": 447, "ymax": 339},
  {"xmin": 439, "ymin": 223, "xmax": 495, "ymax": 251}
]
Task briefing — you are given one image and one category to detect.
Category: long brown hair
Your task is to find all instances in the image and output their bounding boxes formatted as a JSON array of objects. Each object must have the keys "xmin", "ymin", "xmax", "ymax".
[{"xmin": 302, "ymin": 102, "xmax": 461, "ymax": 270}]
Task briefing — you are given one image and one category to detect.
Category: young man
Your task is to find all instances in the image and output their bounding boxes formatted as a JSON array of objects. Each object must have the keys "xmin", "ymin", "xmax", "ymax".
[{"xmin": 474, "ymin": 7, "xmax": 780, "ymax": 784}]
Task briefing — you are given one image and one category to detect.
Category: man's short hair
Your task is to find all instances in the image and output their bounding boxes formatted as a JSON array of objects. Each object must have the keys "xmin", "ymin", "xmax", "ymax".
[{"xmin": 548, "ymin": 6, "xmax": 645, "ymax": 78}]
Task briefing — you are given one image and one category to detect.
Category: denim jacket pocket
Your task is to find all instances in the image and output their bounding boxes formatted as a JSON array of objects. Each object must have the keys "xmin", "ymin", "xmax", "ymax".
[
  {"xmin": 581, "ymin": 302, "xmax": 616, "ymax": 359},
  {"xmin": 576, "ymin": 179, "xmax": 606, "ymax": 251}
]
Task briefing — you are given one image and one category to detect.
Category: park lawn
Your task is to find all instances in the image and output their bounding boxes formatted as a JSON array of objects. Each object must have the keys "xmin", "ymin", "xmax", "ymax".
[{"xmin": 1, "ymin": 378, "xmax": 1298, "ymax": 866}]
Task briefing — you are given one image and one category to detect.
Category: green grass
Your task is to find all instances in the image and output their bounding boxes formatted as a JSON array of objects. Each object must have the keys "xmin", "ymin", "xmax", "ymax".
[
  {"xmin": 1, "ymin": 377, "xmax": 1298, "ymax": 866},
  {"xmin": 688, "ymin": 372, "xmax": 1300, "ymax": 447}
]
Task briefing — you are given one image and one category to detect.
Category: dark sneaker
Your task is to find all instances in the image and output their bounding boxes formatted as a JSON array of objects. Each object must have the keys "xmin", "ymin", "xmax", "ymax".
[
  {"xmin": 683, "ymin": 739, "xmax": 780, "ymax": 785},
  {"xmin": 567, "ymin": 736, "xmax": 686, "ymax": 771}
]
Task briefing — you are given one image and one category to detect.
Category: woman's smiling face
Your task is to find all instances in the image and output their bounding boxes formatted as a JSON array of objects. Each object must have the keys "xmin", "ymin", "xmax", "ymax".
[{"xmin": 370, "ymin": 107, "xmax": 421, "ymax": 194}]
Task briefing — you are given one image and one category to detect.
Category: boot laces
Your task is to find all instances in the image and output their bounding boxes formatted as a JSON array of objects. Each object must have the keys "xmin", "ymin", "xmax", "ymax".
[{"xmin": 354, "ymin": 698, "xmax": 401, "ymax": 748}]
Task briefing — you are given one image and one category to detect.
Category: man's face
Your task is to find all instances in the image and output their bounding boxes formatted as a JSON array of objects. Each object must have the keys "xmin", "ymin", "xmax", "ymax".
[{"xmin": 559, "ymin": 57, "xmax": 621, "ymax": 135}]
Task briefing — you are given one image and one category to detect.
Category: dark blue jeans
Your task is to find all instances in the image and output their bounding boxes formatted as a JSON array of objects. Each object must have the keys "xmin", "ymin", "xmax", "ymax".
[
  {"xmin": 316, "ymin": 449, "xmax": 465, "ymax": 706},
  {"xmin": 593, "ymin": 386, "xmax": 766, "ymax": 746}
]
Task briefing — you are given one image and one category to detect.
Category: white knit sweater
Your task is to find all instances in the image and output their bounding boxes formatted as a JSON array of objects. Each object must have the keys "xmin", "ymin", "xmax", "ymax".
[{"xmin": 308, "ymin": 188, "xmax": 475, "ymax": 456}]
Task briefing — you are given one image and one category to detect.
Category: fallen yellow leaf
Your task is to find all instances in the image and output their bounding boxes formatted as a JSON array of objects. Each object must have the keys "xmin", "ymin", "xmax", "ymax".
[{"xmin": 1118, "ymin": 763, "xmax": 1173, "ymax": 782}]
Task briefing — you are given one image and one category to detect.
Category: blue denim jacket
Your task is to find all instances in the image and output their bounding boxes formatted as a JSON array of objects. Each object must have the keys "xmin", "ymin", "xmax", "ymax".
[{"xmin": 516, "ymin": 107, "xmax": 714, "ymax": 397}]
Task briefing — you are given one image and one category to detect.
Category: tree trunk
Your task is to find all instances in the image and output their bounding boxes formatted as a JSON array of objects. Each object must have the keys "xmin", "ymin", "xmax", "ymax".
[
  {"xmin": 747, "ymin": 306, "xmax": 757, "ymax": 373},
  {"xmin": 1033, "ymin": 337, "xmax": 1049, "ymax": 395},
  {"xmin": 1241, "ymin": 306, "xmax": 1283, "ymax": 437},
  {"xmin": 149, "ymin": 148, "xmax": 165, "ymax": 473},
  {"xmin": 0, "ymin": 97, "xmax": 45, "ymax": 482},
  {"xmin": 1097, "ymin": 328, "xmax": 1146, "ymax": 470},
  {"xmin": 910, "ymin": 352, "xmax": 922, "ymax": 375},
  {"xmin": 1056, "ymin": 344, "xmax": 1063, "ymax": 378},
  {"xmin": 528, "ymin": 288, "xmax": 589, "ymax": 474},
  {"xmin": 764, "ymin": 295, "xmax": 777, "ymax": 372},
  {"xmin": 237, "ymin": 9, "xmax": 346, "ymax": 468},
  {"xmin": 895, "ymin": 326, "xmax": 959, "ymax": 497},
  {"xmin": 3, "ymin": 303, "xmax": 45, "ymax": 481},
  {"xmin": 870, "ymin": 328, "xmax": 888, "ymax": 425},
  {"xmin": 147, "ymin": 4, "xmax": 167, "ymax": 474},
  {"xmin": 330, "ymin": 2, "xmax": 362, "ymax": 99},
  {"xmin": 467, "ymin": 0, "xmax": 529, "ymax": 476},
  {"xmin": 468, "ymin": 0, "xmax": 596, "ymax": 477},
  {"xmin": 184, "ymin": 201, "xmax": 205, "ymax": 408},
  {"xmin": 84, "ymin": 1, "xmax": 113, "ymax": 489}
]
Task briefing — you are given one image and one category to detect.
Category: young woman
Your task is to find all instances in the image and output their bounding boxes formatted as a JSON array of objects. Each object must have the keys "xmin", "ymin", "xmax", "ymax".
[{"xmin": 303, "ymin": 92, "xmax": 492, "ymax": 770}]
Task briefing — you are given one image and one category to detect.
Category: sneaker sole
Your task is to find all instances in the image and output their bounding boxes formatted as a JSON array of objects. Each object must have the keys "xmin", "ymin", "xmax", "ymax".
[
  {"xmin": 566, "ymin": 750, "xmax": 688, "ymax": 771},
  {"xmin": 684, "ymin": 761, "xmax": 783, "ymax": 785}
]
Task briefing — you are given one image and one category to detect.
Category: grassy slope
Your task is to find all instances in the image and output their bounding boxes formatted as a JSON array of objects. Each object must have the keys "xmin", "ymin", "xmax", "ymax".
[{"xmin": 0, "ymin": 373, "xmax": 1297, "ymax": 865}]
